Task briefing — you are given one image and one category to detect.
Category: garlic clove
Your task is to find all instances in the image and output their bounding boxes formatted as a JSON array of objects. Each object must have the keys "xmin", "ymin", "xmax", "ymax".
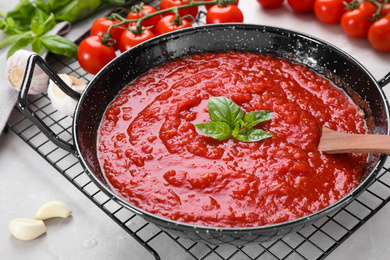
[
  {"xmin": 51, "ymin": 74, "xmax": 73, "ymax": 98},
  {"xmin": 9, "ymin": 218, "xmax": 46, "ymax": 241},
  {"xmin": 8, "ymin": 66, "xmax": 25, "ymax": 88},
  {"xmin": 6, "ymin": 50, "xmax": 49, "ymax": 95},
  {"xmin": 35, "ymin": 200, "xmax": 72, "ymax": 220},
  {"xmin": 69, "ymin": 75, "xmax": 87, "ymax": 87},
  {"xmin": 47, "ymin": 74, "xmax": 86, "ymax": 117}
]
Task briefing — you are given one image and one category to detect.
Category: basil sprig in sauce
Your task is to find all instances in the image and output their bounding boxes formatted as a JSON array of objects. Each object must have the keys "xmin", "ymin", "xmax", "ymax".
[{"xmin": 195, "ymin": 97, "xmax": 273, "ymax": 142}]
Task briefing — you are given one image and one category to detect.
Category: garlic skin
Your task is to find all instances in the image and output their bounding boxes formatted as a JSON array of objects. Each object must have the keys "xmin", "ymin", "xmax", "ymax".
[
  {"xmin": 35, "ymin": 200, "xmax": 72, "ymax": 220},
  {"xmin": 9, "ymin": 218, "xmax": 46, "ymax": 241},
  {"xmin": 47, "ymin": 74, "xmax": 86, "ymax": 117},
  {"xmin": 6, "ymin": 50, "xmax": 49, "ymax": 95}
]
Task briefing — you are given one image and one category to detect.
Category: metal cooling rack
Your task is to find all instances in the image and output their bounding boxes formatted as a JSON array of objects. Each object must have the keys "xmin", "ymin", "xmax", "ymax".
[{"xmin": 5, "ymin": 3, "xmax": 390, "ymax": 260}]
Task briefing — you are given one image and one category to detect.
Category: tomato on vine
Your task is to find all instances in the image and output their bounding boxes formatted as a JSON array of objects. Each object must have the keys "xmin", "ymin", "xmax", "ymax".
[
  {"xmin": 381, "ymin": 3, "xmax": 390, "ymax": 15},
  {"xmin": 368, "ymin": 13, "xmax": 390, "ymax": 52},
  {"xmin": 90, "ymin": 17, "xmax": 125, "ymax": 50},
  {"xmin": 206, "ymin": 4, "xmax": 244, "ymax": 24},
  {"xmin": 204, "ymin": 0, "xmax": 239, "ymax": 10},
  {"xmin": 340, "ymin": 1, "xmax": 378, "ymax": 38},
  {"xmin": 287, "ymin": 0, "xmax": 315, "ymax": 13},
  {"xmin": 256, "ymin": 0, "xmax": 284, "ymax": 8},
  {"xmin": 314, "ymin": 0, "xmax": 351, "ymax": 24},
  {"xmin": 159, "ymin": 0, "xmax": 199, "ymax": 20},
  {"xmin": 119, "ymin": 26, "xmax": 155, "ymax": 53},
  {"xmin": 154, "ymin": 14, "xmax": 193, "ymax": 36},
  {"xmin": 77, "ymin": 36, "xmax": 116, "ymax": 75},
  {"xmin": 126, "ymin": 3, "xmax": 161, "ymax": 30}
]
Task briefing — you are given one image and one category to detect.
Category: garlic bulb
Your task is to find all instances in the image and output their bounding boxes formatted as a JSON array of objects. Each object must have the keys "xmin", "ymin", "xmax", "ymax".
[
  {"xmin": 9, "ymin": 218, "xmax": 46, "ymax": 241},
  {"xmin": 47, "ymin": 74, "xmax": 87, "ymax": 117},
  {"xmin": 6, "ymin": 50, "xmax": 49, "ymax": 95},
  {"xmin": 35, "ymin": 201, "xmax": 72, "ymax": 220}
]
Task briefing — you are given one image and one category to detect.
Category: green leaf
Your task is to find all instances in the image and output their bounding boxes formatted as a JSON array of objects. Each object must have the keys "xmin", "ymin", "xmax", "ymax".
[
  {"xmin": 6, "ymin": 0, "xmax": 35, "ymax": 26},
  {"xmin": 7, "ymin": 33, "xmax": 33, "ymax": 58},
  {"xmin": 34, "ymin": 0, "xmax": 52, "ymax": 13},
  {"xmin": 208, "ymin": 97, "xmax": 244, "ymax": 129},
  {"xmin": 195, "ymin": 122, "xmax": 232, "ymax": 141},
  {"xmin": 0, "ymin": 17, "xmax": 29, "ymax": 36},
  {"xmin": 235, "ymin": 128, "xmax": 273, "ymax": 142},
  {"xmin": 196, "ymin": 97, "xmax": 273, "ymax": 143},
  {"xmin": 55, "ymin": 0, "xmax": 102, "ymax": 23},
  {"xmin": 244, "ymin": 110, "xmax": 273, "ymax": 128},
  {"xmin": 40, "ymin": 35, "xmax": 78, "ymax": 58},
  {"xmin": 31, "ymin": 9, "xmax": 56, "ymax": 36},
  {"xmin": 232, "ymin": 123, "xmax": 240, "ymax": 137},
  {"xmin": 32, "ymin": 37, "xmax": 44, "ymax": 55}
]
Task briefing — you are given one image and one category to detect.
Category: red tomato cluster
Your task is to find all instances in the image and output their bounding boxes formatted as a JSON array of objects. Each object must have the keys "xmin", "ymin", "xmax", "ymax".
[
  {"xmin": 256, "ymin": 0, "xmax": 390, "ymax": 53},
  {"xmin": 77, "ymin": 0, "xmax": 243, "ymax": 74}
]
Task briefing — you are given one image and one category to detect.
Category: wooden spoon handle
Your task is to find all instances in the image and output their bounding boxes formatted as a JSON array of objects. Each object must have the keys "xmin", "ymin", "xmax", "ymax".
[{"xmin": 318, "ymin": 126, "xmax": 390, "ymax": 154}]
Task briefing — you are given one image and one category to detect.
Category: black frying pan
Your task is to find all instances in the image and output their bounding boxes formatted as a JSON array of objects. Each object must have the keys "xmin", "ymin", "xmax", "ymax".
[{"xmin": 19, "ymin": 24, "xmax": 390, "ymax": 245}]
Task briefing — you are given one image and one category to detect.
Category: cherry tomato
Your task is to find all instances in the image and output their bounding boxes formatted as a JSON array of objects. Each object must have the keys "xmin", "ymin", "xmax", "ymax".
[
  {"xmin": 126, "ymin": 4, "xmax": 161, "ymax": 30},
  {"xmin": 159, "ymin": 0, "xmax": 199, "ymax": 20},
  {"xmin": 368, "ymin": 14, "xmax": 390, "ymax": 52},
  {"xmin": 204, "ymin": 0, "xmax": 239, "ymax": 11},
  {"xmin": 90, "ymin": 17, "xmax": 125, "ymax": 50},
  {"xmin": 256, "ymin": 0, "xmax": 284, "ymax": 8},
  {"xmin": 287, "ymin": 0, "xmax": 315, "ymax": 13},
  {"xmin": 314, "ymin": 0, "xmax": 348, "ymax": 24},
  {"xmin": 206, "ymin": 5, "xmax": 244, "ymax": 24},
  {"xmin": 340, "ymin": 1, "xmax": 377, "ymax": 38},
  {"xmin": 77, "ymin": 36, "xmax": 116, "ymax": 75},
  {"xmin": 119, "ymin": 27, "xmax": 155, "ymax": 53},
  {"xmin": 382, "ymin": 3, "xmax": 390, "ymax": 15},
  {"xmin": 154, "ymin": 15, "xmax": 193, "ymax": 36}
]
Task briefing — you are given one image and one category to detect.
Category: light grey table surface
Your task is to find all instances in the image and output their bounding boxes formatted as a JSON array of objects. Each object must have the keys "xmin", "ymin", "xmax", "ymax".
[{"xmin": 1, "ymin": 0, "xmax": 390, "ymax": 259}]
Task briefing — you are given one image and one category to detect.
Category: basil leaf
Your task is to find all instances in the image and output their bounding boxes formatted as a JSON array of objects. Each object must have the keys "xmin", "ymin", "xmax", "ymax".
[
  {"xmin": 46, "ymin": 0, "xmax": 74, "ymax": 11},
  {"xmin": 244, "ymin": 110, "xmax": 272, "ymax": 127},
  {"xmin": 196, "ymin": 97, "xmax": 273, "ymax": 143},
  {"xmin": 34, "ymin": 0, "xmax": 52, "ymax": 14},
  {"xmin": 40, "ymin": 35, "xmax": 78, "ymax": 58},
  {"xmin": 31, "ymin": 9, "xmax": 56, "ymax": 36},
  {"xmin": 6, "ymin": 1, "xmax": 35, "ymax": 26},
  {"xmin": 7, "ymin": 33, "xmax": 32, "ymax": 58},
  {"xmin": 195, "ymin": 122, "xmax": 232, "ymax": 141},
  {"xmin": 232, "ymin": 123, "xmax": 240, "ymax": 137},
  {"xmin": 32, "ymin": 37, "xmax": 44, "ymax": 55},
  {"xmin": 0, "ymin": 17, "xmax": 29, "ymax": 36},
  {"xmin": 235, "ymin": 128, "xmax": 273, "ymax": 142},
  {"xmin": 55, "ymin": 0, "xmax": 102, "ymax": 23},
  {"xmin": 208, "ymin": 97, "xmax": 244, "ymax": 129}
]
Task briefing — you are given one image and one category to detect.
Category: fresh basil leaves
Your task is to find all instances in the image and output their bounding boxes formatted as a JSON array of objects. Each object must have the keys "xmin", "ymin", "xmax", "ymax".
[
  {"xmin": 195, "ymin": 97, "xmax": 273, "ymax": 142},
  {"xmin": 0, "ymin": 0, "xmax": 130, "ymax": 58}
]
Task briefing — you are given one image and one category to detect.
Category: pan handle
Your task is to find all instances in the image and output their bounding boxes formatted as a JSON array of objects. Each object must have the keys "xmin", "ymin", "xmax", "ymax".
[
  {"xmin": 379, "ymin": 72, "xmax": 390, "ymax": 88},
  {"xmin": 18, "ymin": 54, "xmax": 81, "ymax": 155}
]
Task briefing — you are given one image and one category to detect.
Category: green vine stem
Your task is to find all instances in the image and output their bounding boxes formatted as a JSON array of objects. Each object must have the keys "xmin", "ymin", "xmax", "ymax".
[{"xmin": 345, "ymin": 0, "xmax": 390, "ymax": 21}]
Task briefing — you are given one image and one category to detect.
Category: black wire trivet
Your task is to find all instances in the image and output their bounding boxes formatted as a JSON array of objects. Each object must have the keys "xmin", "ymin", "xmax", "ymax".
[{"xmin": 6, "ymin": 2, "xmax": 390, "ymax": 259}]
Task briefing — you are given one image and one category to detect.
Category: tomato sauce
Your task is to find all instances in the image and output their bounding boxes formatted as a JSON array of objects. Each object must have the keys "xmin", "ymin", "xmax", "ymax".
[{"xmin": 97, "ymin": 51, "xmax": 368, "ymax": 228}]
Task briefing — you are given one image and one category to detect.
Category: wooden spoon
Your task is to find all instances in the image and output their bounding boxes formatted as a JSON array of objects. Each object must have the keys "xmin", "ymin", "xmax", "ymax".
[{"xmin": 318, "ymin": 126, "xmax": 390, "ymax": 154}]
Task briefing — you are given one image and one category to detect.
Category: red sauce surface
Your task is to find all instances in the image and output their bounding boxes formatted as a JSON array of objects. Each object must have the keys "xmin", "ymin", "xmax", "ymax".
[{"xmin": 97, "ymin": 51, "xmax": 368, "ymax": 228}]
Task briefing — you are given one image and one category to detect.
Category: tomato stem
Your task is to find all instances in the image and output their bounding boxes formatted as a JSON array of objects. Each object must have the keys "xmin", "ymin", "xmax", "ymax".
[
  {"xmin": 366, "ymin": 0, "xmax": 389, "ymax": 20},
  {"xmin": 216, "ymin": 0, "xmax": 234, "ymax": 7},
  {"xmin": 344, "ymin": 0, "xmax": 389, "ymax": 21},
  {"xmin": 99, "ymin": 31, "xmax": 117, "ymax": 47}
]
